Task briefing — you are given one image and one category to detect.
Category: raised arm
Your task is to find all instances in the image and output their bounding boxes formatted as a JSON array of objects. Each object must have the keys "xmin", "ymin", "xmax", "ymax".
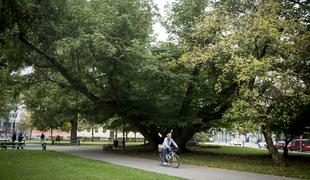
[{"xmin": 171, "ymin": 138, "xmax": 178, "ymax": 148}]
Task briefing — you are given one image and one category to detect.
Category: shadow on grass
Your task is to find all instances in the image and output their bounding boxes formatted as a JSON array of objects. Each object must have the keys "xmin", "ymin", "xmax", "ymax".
[
  {"xmin": 103, "ymin": 144, "xmax": 310, "ymax": 179},
  {"xmin": 115, "ymin": 144, "xmax": 310, "ymax": 167},
  {"xmin": 187, "ymin": 145, "xmax": 310, "ymax": 164}
]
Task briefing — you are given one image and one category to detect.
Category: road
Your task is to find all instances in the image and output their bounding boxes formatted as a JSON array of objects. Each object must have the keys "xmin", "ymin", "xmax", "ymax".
[{"xmin": 47, "ymin": 145, "xmax": 301, "ymax": 180}]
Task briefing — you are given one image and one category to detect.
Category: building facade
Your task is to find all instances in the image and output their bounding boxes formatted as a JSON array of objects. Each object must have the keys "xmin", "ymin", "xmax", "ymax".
[
  {"xmin": 29, "ymin": 127, "xmax": 144, "ymax": 141},
  {"xmin": 0, "ymin": 106, "xmax": 25, "ymax": 136}
]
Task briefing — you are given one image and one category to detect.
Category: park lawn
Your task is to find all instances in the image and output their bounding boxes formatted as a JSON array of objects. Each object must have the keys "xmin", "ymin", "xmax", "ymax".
[
  {"xmin": 0, "ymin": 150, "xmax": 182, "ymax": 180},
  {"xmin": 184, "ymin": 145, "xmax": 310, "ymax": 179},
  {"xmin": 124, "ymin": 145, "xmax": 310, "ymax": 179}
]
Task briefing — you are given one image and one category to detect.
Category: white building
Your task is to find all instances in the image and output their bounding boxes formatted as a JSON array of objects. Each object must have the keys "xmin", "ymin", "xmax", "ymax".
[
  {"xmin": 0, "ymin": 105, "xmax": 25, "ymax": 135},
  {"xmin": 77, "ymin": 127, "xmax": 144, "ymax": 141},
  {"xmin": 1, "ymin": 107, "xmax": 145, "ymax": 141}
]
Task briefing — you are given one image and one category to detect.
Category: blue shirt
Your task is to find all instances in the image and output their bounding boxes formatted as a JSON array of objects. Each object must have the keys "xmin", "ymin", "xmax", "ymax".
[{"xmin": 162, "ymin": 137, "xmax": 178, "ymax": 149}]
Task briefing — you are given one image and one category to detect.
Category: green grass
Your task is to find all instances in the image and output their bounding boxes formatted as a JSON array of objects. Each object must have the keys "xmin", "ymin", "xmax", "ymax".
[
  {"xmin": 0, "ymin": 150, "xmax": 182, "ymax": 180},
  {"xmin": 122, "ymin": 144, "xmax": 310, "ymax": 179},
  {"xmin": 184, "ymin": 145, "xmax": 310, "ymax": 179}
]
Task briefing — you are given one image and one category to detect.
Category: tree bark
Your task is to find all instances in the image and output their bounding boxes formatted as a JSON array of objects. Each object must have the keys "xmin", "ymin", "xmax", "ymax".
[
  {"xmin": 50, "ymin": 128, "xmax": 53, "ymax": 141},
  {"xmin": 261, "ymin": 124, "xmax": 285, "ymax": 167},
  {"xmin": 91, "ymin": 126, "xmax": 94, "ymax": 142},
  {"xmin": 179, "ymin": 64, "xmax": 200, "ymax": 117},
  {"xmin": 283, "ymin": 143, "xmax": 289, "ymax": 158},
  {"xmin": 70, "ymin": 118, "xmax": 78, "ymax": 144},
  {"xmin": 29, "ymin": 127, "xmax": 32, "ymax": 140},
  {"xmin": 174, "ymin": 127, "xmax": 198, "ymax": 152},
  {"xmin": 127, "ymin": 117, "xmax": 161, "ymax": 148}
]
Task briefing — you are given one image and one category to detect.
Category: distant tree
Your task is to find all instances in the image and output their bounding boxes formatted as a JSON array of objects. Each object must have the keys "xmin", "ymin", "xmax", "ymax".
[
  {"xmin": 270, "ymin": 96, "xmax": 310, "ymax": 157},
  {"xmin": 17, "ymin": 110, "xmax": 32, "ymax": 132}
]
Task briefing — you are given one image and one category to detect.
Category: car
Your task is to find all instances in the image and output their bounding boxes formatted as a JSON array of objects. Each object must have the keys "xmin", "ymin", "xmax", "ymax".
[
  {"xmin": 289, "ymin": 139, "xmax": 310, "ymax": 152},
  {"xmin": 229, "ymin": 139, "xmax": 242, "ymax": 146},
  {"xmin": 276, "ymin": 141, "xmax": 286, "ymax": 149},
  {"xmin": 303, "ymin": 140, "xmax": 310, "ymax": 152},
  {"xmin": 258, "ymin": 141, "xmax": 267, "ymax": 148}
]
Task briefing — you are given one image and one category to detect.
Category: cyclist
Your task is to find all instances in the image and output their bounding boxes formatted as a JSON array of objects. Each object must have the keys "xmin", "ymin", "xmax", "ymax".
[{"xmin": 161, "ymin": 131, "xmax": 178, "ymax": 165}]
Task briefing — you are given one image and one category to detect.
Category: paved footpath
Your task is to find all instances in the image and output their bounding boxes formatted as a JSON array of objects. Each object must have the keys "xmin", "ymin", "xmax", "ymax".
[{"xmin": 48, "ymin": 146, "xmax": 300, "ymax": 180}]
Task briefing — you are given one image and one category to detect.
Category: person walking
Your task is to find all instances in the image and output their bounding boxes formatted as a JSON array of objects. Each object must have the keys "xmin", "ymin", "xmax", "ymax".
[
  {"xmin": 17, "ymin": 132, "xmax": 24, "ymax": 149},
  {"xmin": 12, "ymin": 131, "xmax": 16, "ymax": 142},
  {"xmin": 40, "ymin": 133, "xmax": 45, "ymax": 143},
  {"xmin": 11, "ymin": 131, "xmax": 17, "ymax": 148}
]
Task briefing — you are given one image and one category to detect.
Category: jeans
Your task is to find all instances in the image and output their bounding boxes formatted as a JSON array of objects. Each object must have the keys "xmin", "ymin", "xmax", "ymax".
[{"xmin": 162, "ymin": 148, "xmax": 169, "ymax": 162}]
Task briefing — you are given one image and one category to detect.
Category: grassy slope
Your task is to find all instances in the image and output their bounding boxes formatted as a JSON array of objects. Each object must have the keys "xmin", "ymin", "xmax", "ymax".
[
  {"xmin": 0, "ymin": 150, "xmax": 182, "ymax": 180},
  {"xmin": 124, "ymin": 144, "xmax": 310, "ymax": 179},
  {"xmin": 185, "ymin": 145, "xmax": 310, "ymax": 179}
]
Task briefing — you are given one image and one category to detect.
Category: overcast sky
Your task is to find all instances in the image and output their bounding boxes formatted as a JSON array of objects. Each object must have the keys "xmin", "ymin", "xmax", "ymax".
[{"xmin": 153, "ymin": 0, "xmax": 174, "ymax": 42}]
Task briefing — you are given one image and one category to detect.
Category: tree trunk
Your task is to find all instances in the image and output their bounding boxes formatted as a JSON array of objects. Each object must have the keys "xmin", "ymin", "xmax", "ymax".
[
  {"xmin": 261, "ymin": 124, "xmax": 285, "ymax": 167},
  {"xmin": 132, "ymin": 124, "xmax": 198, "ymax": 152},
  {"xmin": 29, "ymin": 127, "xmax": 32, "ymax": 140},
  {"xmin": 127, "ymin": 117, "xmax": 161, "ymax": 149},
  {"xmin": 131, "ymin": 126, "xmax": 196, "ymax": 152},
  {"xmin": 283, "ymin": 142, "xmax": 289, "ymax": 158},
  {"xmin": 91, "ymin": 126, "xmax": 94, "ymax": 142},
  {"xmin": 70, "ymin": 118, "xmax": 78, "ymax": 144},
  {"xmin": 122, "ymin": 125, "xmax": 126, "ymax": 151},
  {"xmin": 50, "ymin": 128, "xmax": 53, "ymax": 141},
  {"xmin": 174, "ymin": 128, "xmax": 197, "ymax": 152},
  {"xmin": 127, "ymin": 116, "xmax": 200, "ymax": 152}
]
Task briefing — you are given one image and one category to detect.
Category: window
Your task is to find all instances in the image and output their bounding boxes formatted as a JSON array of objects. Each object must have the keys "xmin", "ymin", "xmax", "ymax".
[
  {"xmin": 95, "ymin": 128, "xmax": 98, "ymax": 133},
  {"xmin": 10, "ymin": 113, "xmax": 18, "ymax": 118},
  {"xmin": 3, "ymin": 122, "xmax": 11, "ymax": 128},
  {"xmin": 87, "ymin": 129, "xmax": 90, "ymax": 133},
  {"xmin": 110, "ymin": 132, "xmax": 114, "ymax": 138}
]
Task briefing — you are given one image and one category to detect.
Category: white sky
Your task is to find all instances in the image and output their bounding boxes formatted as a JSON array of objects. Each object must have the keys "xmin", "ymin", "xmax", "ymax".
[{"xmin": 152, "ymin": 0, "xmax": 175, "ymax": 42}]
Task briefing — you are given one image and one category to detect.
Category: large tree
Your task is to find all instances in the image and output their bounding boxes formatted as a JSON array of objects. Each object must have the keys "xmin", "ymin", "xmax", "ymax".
[
  {"xmin": 192, "ymin": 0, "xmax": 310, "ymax": 166},
  {"xmin": 1, "ymin": 0, "xmax": 158, "ymax": 143},
  {"xmin": 1, "ymin": 0, "xmax": 309, "ymax": 159}
]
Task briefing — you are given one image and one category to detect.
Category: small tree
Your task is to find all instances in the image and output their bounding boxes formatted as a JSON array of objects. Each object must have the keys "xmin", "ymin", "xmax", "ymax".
[
  {"xmin": 17, "ymin": 111, "xmax": 33, "ymax": 138},
  {"xmin": 270, "ymin": 96, "xmax": 310, "ymax": 157}
]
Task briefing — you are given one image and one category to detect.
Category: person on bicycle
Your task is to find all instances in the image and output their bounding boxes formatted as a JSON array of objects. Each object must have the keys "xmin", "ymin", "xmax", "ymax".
[{"xmin": 161, "ymin": 131, "xmax": 178, "ymax": 165}]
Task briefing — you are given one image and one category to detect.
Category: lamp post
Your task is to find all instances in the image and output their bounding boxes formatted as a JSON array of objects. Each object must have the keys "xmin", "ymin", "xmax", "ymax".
[
  {"xmin": 12, "ymin": 110, "xmax": 17, "ymax": 133},
  {"xmin": 12, "ymin": 119, "xmax": 15, "ymax": 132},
  {"xmin": 122, "ymin": 118, "xmax": 126, "ymax": 150}
]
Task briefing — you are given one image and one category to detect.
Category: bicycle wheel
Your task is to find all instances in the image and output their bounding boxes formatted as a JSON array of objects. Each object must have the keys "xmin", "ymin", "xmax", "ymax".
[{"xmin": 171, "ymin": 154, "xmax": 180, "ymax": 168}]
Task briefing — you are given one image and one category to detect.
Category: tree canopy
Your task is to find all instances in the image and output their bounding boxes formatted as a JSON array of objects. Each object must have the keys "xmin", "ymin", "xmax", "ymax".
[{"xmin": 0, "ymin": 0, "xmax": 309, "ymax": 166}]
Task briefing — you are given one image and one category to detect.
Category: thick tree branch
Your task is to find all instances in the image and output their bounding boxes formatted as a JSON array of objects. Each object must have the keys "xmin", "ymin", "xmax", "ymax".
[
  {"xmin": 198, "ymin": 81, "xmax": 239, "ymax": 121},
  {"xmin": 179, "ymin": 64, "xmax": 201, "ymax": 117},
  {"xmin": 18, "ymin": 35, "xmax": 114, "ymax": 109}
]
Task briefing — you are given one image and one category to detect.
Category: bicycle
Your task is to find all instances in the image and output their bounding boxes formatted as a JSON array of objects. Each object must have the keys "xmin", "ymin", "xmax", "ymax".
[{"xmin": 159, "ymin": 147, "xmax": 180, "ymax": 168}]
